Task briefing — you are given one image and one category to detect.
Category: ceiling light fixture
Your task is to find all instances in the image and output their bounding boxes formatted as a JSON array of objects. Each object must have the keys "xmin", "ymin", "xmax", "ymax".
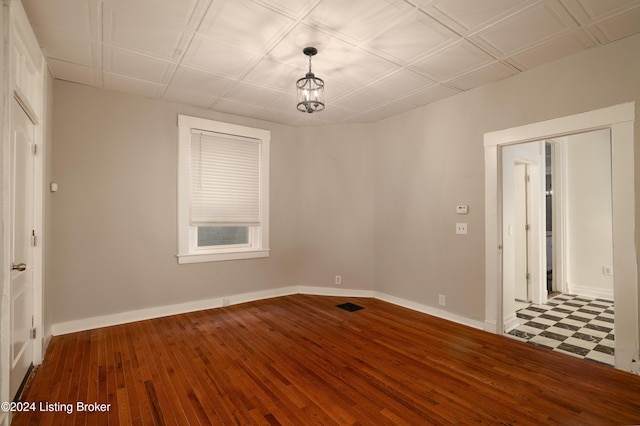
[{"xmin": 296, "ymin": 47, "xmax": 325, "ymax": 114}]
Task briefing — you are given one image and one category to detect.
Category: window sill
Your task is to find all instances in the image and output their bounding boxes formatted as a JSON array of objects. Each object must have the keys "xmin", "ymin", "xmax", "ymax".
[{"xmin": 177, "ymin": 249, "xmax": 270, "ymax": 264}]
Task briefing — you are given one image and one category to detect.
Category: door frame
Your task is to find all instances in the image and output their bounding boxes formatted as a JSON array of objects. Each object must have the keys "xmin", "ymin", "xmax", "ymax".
[
  {"xmin": 1, "ymin": 1, "xmax": 45, "ymax": 415},
  {"xmin": 546, "ymin": 139, "xmax": 568, "ymax": 295},
  {"xmin": 483, "ymin": 102, "xmax": 638, "ymax": 373}
]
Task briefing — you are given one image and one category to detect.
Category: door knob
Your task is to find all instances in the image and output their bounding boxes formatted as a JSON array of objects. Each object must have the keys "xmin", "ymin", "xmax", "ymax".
[{"xmin": 11, "ymin": 263, "xmax": 26, "ymax": 271}]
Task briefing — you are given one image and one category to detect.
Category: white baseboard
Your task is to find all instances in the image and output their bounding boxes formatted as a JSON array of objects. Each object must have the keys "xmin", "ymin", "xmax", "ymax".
[
  {"xmin": 484, "ymin": 319, "xmax": 498, "ymax": 334},
  {"xmin": 227, "ymin": 286, "xmax": 299, "ymax": 305},
  {"xmin": 566, "ymin": 284, "xmax": 614, "ymax": 301},
  {"xmin": 51, "ymin": 286, "xmax": 300, "ymax": 336},
  {"xmin": 298, "ymin": 286, "xmax": 375, "ymax": 298},
  {"xmin": 503, "ymin": 312, "xmax": 520, "ymax": 333},
  {"xmin": 52, "ymin": 296, "xmax": 224, "ymax": 336},
  {"xmin": 51, "ymin": 285, "xmax": 484, "ymax": 335},
  {"xmin": 374, "ymin": 291, "xmax": 485, "ymax": 330}
]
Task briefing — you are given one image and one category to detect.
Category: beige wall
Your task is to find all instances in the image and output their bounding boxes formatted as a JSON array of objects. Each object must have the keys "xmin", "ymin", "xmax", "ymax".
[
  {"xmin": 48, "ymin": 82, "xmax": 376, "ymax": 326},
  {"xmin": 373, "ymin": 103, "xmax": 486, "ymax": 321},
  {"xmin": 49, "ymin": 33, "xmax": 640, "ymax": 335},
  {"xmin": 49, "ymin": 83, "xmax": 303, "ymax": 324},
  {"xmin": 296, "ymin": 124, "xmax": 375, "ymax": 290},
  {"xmin": 373, "ymin": 33, "xmax": 640, "ymax": 324}
]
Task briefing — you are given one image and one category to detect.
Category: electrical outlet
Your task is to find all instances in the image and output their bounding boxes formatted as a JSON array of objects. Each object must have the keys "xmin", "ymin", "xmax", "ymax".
[
  {"xmin": 603, "ymin": 266, "xmax": 612, "ymax": 276},
  {"xmin": 456, "ymin": 223, "xmax": 468, "ymax": 235},
  {"xmin": 439, "ymin": 294, "xmax": 446, "ymax": 306},
  {"xmin": 335, "ymin": 275, "xmax": 342, "ymax": 285}
]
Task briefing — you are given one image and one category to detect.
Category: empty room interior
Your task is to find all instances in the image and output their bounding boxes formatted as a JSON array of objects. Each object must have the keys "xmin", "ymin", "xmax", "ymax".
[{"xmin": 2, "ymin": 0, "xmax": 640, "ymax": 424}]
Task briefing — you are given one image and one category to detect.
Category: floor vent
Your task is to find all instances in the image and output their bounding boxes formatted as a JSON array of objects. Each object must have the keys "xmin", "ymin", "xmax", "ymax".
[{"xmin": 336, "ymin": 302, "xmax": 364, "ymax": 312}]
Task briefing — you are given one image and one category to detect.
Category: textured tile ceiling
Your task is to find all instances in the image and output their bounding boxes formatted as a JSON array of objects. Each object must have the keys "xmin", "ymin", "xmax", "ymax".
[{"xmin": 21, "ymin": 0, "xmax": 640, "ymax": 126}]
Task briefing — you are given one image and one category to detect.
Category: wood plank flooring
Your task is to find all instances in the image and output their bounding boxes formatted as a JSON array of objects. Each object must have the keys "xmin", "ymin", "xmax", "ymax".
[{"xmin": 13, "ymin": 295, "xmax": 640, "ymax": 425}]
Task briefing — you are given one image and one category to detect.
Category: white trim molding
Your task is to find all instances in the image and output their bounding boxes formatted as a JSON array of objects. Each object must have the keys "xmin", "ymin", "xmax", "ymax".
[
  {"xmin": 177, "ymin": 114, "xmax": 270, "ymax": 264},
  {"xmin": 1, "ymin": 2, "xmax": 47, "ymax": 414},
  {"xmin": 503, "ymin": 312, "xmax": 521, "ymax": 334},
  {"xmin": 51, "ymin": 286, "xmax": 484, "ymax": 336},
  {"xmin": 51, "ymin": 286, "xmax": 299, "ymax": 336},
  {"xmin": 298, "ymin": 286, "xmax": 375, "ymax": 298},
  {"xmin": 567, "ymin": 284, "xmax": 614, "ymax": 302},
  {"xmin": 374, "ymin": 292, "xmax": 485, "ymax": 330}
]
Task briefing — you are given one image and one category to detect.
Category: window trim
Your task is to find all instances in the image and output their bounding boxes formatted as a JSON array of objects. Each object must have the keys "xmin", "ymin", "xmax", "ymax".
[{"xmin": 177, "ymin": 115, "xmax": 270, "ymax": 264}]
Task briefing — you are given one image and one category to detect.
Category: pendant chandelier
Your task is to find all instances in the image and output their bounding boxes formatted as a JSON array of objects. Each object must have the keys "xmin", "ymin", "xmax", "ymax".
[{"xmin": 296, "ymin": 47, "xmax": 325, "ymax": 113}]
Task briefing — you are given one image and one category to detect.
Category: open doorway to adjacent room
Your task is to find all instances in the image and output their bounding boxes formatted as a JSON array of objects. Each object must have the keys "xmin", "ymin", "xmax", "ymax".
[
  {"xmin": 502, "ymin": 130, "xmax": 616, "ymax": 366},
  {"xmin": 484, "ymin": 103, "xmax": 638, "ymax": 373}
]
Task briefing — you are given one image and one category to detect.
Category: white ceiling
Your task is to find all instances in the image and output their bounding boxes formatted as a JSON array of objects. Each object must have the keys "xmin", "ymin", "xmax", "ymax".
[{"xmin": 21, "ymin": 0, "xmax": 640, "ymax": 126}]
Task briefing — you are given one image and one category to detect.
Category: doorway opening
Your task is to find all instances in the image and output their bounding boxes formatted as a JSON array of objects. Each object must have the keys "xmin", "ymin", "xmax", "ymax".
[
  {"xmin": 502, "ymin": 129, "xmax": 615, "ymax": 365},
  {"xmin": 545, "ymin": 142, "xmax": 557, "ymax": 297},
  {"xmin": 483, "ymin": 103, "xmax": 638, "ymax": 373}
]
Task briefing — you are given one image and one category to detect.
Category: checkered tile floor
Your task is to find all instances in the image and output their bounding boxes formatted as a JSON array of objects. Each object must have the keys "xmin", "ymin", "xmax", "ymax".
[{"xmin": 507, "ymin": 294, "xmax": 615, "ymax": 367}]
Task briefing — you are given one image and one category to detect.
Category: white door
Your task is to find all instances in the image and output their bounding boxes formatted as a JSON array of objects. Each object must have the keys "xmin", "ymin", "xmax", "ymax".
[
  {"xmin": 10, "ymin": 98, "xmax": 35, "ymax": 399},
  {"xmin": 514, "ymin": 163, "xmax": 530, "ymax": 302}
]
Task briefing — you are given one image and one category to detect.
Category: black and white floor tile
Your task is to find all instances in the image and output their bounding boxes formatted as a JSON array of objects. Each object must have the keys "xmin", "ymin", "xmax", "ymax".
[{"xmin": 507, "ymin": 294, "xmax": 615, "ymax": 367}]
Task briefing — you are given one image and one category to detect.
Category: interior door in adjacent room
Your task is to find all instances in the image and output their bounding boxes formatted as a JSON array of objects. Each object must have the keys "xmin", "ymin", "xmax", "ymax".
[{"xmin": 514, "ymin": 163, "xmax": 531, "ymax": 302}]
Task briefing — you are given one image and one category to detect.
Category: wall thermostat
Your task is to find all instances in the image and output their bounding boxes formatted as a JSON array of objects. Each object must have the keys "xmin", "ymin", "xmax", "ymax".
[{"xmin": 456, "ymin": 205, "xmax": 468, "ymax": 214}]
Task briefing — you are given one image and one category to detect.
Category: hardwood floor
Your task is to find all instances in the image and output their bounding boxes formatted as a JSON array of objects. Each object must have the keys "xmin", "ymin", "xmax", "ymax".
[{"xmin": 13, "ymin": 295, "xmax": 640, "ymax": 425}]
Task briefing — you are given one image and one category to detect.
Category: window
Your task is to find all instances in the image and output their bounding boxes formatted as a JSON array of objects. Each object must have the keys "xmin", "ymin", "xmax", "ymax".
[{"xmin": 177, "ymin": 115, "xmax": 269, "ymax": 263}]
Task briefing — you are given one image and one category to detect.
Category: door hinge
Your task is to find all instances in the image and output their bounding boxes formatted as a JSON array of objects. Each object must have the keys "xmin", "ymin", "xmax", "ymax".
[
  {"xmin": 32, "ymin": 144, "xmax": 37, "ymax": 156},
  {"xmin": 31, "ymin": 230, "xmax": 36, "ymax": 247},
  {"xmin": 525, "ymin": 272, "xmax": 530, "ymax": 281},
  {"xmin": 525, "ymin": 224, "xmax": 530, "ymax": 231},
  {"xmin": 30, "ymin": 328, "xmax": 36, "ymax": 339}
]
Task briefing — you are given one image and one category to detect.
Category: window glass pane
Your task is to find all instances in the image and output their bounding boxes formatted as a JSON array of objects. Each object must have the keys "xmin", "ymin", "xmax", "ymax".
[{"xmin": 197, "ymin": 226, "xmax": 249, "ymax": 247}]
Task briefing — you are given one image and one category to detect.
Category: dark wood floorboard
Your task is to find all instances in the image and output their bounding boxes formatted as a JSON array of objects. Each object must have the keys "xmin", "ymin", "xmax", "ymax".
[{"xmin": 12, "ymin": 295, "xmax": 640, "ymax": 425}]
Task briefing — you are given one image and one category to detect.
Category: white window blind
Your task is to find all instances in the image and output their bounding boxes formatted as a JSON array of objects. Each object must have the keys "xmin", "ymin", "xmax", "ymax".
[{"xmin": 190, "ymin": 130, "xmax": 261, "ymax": 226}]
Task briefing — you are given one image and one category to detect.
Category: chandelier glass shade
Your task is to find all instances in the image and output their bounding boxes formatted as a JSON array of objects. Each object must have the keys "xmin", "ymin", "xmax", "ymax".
[{"xmin": 296, "ymin": 47, "xmax": 325, "ymax": 113}]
